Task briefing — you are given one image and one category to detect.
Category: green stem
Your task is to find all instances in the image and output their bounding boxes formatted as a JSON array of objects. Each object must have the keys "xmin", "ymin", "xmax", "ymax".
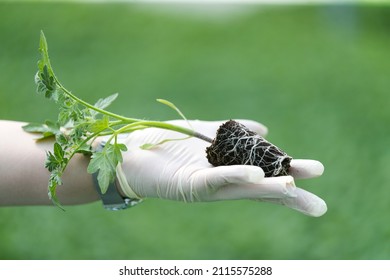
[
  {"xmin": 42, "ymin": 32, "xmax": 213, "ymax": 144},
  {"xmin": 59, "ymin": 83, "xmax": 140, "ymax": 123},
  {"xmin": 114, "ymin": 121, "xmax": 213, "ymax": 143},
  {"xmin": 55, "ymin": 82, "xmax": 213, "ymax": 143}
]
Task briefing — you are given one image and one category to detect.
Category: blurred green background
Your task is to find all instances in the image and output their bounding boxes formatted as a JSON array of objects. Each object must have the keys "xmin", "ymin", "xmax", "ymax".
[{"xmin": 1, "ymin": 1, "xmax": 389, "ymax": 259}]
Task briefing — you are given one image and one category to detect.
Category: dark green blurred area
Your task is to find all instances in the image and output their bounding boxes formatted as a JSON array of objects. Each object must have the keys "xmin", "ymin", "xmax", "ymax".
[{"xmin": 1, "ymin": 2, "xmax": 389, "ymax": 259}]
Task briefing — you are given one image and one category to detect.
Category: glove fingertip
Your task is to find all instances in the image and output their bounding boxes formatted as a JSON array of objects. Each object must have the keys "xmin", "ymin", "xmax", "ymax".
[
  {"xmin": 289, "ymin": 159, "xmax": 324, "ymax": 179},
  {"xmin": 290, "ymin": 188, "xmax": 327, "ymax": 217},
  {"xmin": 310, "ymin": 200, "xmax": 328, "ymax": 217},
  {"xmin": 301, "ymin": 198, "xmax": 328, "ymax": 217}
]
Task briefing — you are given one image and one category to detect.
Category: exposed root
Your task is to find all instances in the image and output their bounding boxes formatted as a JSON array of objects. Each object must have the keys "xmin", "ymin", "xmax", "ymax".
[{"xmin": 206, "ymin": 120, "xmax": 292, "ymax": 177}]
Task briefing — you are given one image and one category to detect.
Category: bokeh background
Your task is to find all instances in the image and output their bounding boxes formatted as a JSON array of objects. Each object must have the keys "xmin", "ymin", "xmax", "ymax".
[{"xmin": 0, "ymin": 1, "xmax": 389, "ymax": 259}]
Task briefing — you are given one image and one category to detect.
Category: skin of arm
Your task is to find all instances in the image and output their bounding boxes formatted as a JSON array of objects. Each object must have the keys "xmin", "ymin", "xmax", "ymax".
[{"xmin": 0, "ymin": 120, "xmax": 99, "ymax": 206}]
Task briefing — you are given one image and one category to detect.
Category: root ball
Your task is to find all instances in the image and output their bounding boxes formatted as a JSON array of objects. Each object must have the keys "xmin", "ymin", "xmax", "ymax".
[{"xmin": 206, "ymin": 120, "xmax": 292, "ymax": 177}]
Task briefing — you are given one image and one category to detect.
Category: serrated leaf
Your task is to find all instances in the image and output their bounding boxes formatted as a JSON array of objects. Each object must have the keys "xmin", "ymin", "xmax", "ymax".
[
  {"xmin": 114, "ymin": 143, "xmax": 127, "ymax": 163},
  {"xmin": 48, "ymin": 171, "xmax": 65, "ymax": 211},
  {"xmin": 90, "ymin": 93, "xmax": 119, "ymax": 118},
  {"xmin": 41, "ymin": 66, "xmax": 55, "ymax": 90},
  {"xmin": 45, "ymin": 143, "xmax": 67, "ymax": 172},
  {"xmin": 87, "ymin": 143, "xmax": 127, "ymax": 194},
  {"xmin": 23, "ymin": 122, "xmax": 52, "ymax": 133},
  {"xmin": 94, "ymin": 93, "xmax": 119, "ymax": 110},
  {"xmin": 87, "ymin": 146, "xmax": 116, "ymax": 193},
  {"xmin": 88, "ymin": 115, "xmax": 110, "ymax": 133},
  {"xmin": 38, "ymin": 31, "xmax": 52, "ymax": 72},
  {"xmin": 74, "ymin": 143, "xmax": 92, "ymax": 155},
  {"xmin": 45, "ymin": 151, "xmax": 59, "ymax": 172},
  {"xmin": 36, "ymin": 32, "xmax": 59, "ymax": 102},
  {"xmin": 55, "ymin": 133, "xmax": 68, "ymax": 146},
  {"xmin": 36, "ymin": 65, "xmax": 57, "ymax": 100},
  {"xmin": 58, "ymin": 92, "xmax": 75, "ymax": 109},
  {"xmin": 58, "ymin": 108, "xmax": 72, "ymax": 125},
  {"xmin": 87, "ymin": 151, "xmax": 115, "ymax": 194},
  {"xmin": 22, "ymin": 121, "xmax": 60, "ymax": 138},
  {"xmin": 53, "ymin": 142, "xmax": 64, "ymax": 160}
]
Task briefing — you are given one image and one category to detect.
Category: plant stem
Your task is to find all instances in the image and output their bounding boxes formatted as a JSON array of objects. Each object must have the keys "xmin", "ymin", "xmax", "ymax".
[
  {"xmin": 124, "ymin": 121, "xmax": 213, "ymax": 142},
  {"xmin": 113, "ymin": 121, "xmax": 214, "ymax": 143},
  {"xmin": 57, "ymin": 82, "xmax": 214, "ymax": 144},
  {"xmin": 193, "ymin": 132, "xmax": 213, "ymax": 143},
  {"xmin": 58, "ymin": 83, "xmax": 140, "ymax": 123},
  {"xmin": 42, "ymin": 29, "xmax": 213, "ymax": 144}
]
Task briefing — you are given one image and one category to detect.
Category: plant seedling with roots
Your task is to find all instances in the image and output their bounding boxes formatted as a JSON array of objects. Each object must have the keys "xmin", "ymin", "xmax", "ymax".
[{"xmin": 26, "ymin": 32, "xmax": 293, "ymax": 208}]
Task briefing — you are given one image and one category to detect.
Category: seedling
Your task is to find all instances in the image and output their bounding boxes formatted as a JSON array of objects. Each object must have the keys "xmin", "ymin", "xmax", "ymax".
[{"xmin": 25, "ymin": 32, "xmax": 292, "ymax": 208}]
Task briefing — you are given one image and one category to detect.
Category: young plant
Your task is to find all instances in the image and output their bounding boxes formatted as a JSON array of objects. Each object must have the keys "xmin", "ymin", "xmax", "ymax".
[
  {"xmin": 25, "ymin": 31, "xmax": 213, "ymax": 208},
  {"xmin": 25, "ymin": 32, "xmax": 293, "ymax": 208}
]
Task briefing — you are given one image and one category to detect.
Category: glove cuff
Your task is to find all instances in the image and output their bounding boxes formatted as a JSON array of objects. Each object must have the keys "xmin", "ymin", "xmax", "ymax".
[
  {"xmin": 116, "ymin": 164, "xmax": 143, "ymax": 200},
  {"xmin": 92, "ymin": 170, "xmax": 141, "ymax": 210}
]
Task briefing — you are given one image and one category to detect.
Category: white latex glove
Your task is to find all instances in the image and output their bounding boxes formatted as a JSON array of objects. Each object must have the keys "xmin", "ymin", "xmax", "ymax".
[{"xmin": 99, "ymin": 120, "xmax": 327, "ymax": 217}]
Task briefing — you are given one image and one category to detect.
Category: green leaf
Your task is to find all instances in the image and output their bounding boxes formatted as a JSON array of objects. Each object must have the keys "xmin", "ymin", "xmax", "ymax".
[
  {"xmin": 38, "ymin": 31, "xmax": 51, "ymax": 72},
  {"xmin": 23, "ymin": 121, "xmax": 60, "ymax": 140},
  {"xmin": 55, "ymin": 133, "xmax": 69, "ymax": 146},
  {"xmin": 22, "ymin": 122, "xmax": 51, "ymax": 133},
  {"xmin": 87, "ymin": 143, "xmax": 123, "ymax": 193},
  {"xmin": 87, "ymin": 142, "xmax": 127, "ymax": 193},
  {"xmin": 157, "ymin": 99, "xmax": 189, "ymax": 123},
  {"xmin": 88, "ymin": 115, "xmax": 110, "ymax": 133},
  {"xmin": 114, "ymin": 143, "xmax": 127, "ymax": 163},
  {"xmin": 45, "ymin": 151, "xmax": 60, "ymax": 172},
  {"xmin": 87, "ymin": 152, "xmax": 115, "ymax": 194},
  {"xmin": 45, "ymin": 143, "xmax": 67, "ymax": 172},
  {"xmin": 48, "ymin": 171, "xmax": 65, "ymax": 211},
  {"xmin": 41, "ymin": 65, "xmax": 55, "ymax": 91},
  {"xmin": 36, "ymin": 32, "xmax": 59, "ymax": 100},
  {"xmin": 35, "ymin": 65, "xmax": 57, "ymax": 100},
  {"xmin": 94, "ymin": 93, "xmax": 119, "ymax": 110},
  {"xmin": 139, "ymin": 143, "xmax": 156, "ymax": 150},
  {"xmin": 54, "ymin": 142, "xmax": 65, "ymax": 160},
  {"xmin": 74, "ymin": 143, "xmax": 92, "ymax": 155}
]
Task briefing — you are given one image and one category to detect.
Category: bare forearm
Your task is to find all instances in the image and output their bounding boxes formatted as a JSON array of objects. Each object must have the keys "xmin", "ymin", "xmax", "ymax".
[{"xmin": 0, "ymin": 120, "xmax": 99, "ymax": 206}]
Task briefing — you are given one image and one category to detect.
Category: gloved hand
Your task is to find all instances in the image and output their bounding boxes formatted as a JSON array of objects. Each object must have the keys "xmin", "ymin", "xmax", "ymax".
[{"xmin": 97, "ymin": 119, "xmax": 327, "ymax": 217}]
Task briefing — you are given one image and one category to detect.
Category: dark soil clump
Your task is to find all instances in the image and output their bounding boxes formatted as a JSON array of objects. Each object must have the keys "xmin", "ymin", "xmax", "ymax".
[{"xmin": 206, "ymin": 120, "xmax": 292, "ymax": 177}]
